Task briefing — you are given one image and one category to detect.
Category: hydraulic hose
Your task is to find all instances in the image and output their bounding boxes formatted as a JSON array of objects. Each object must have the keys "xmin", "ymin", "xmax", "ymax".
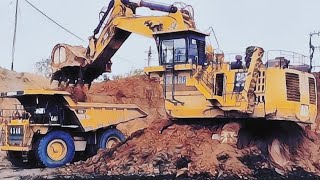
[
  {"xmin": 121, "ymin": 0, "xmax": 177, "ymax": 13},
  {"xmin": 94, "ymin": 0, "xmax": 115, "ymax": 36}
]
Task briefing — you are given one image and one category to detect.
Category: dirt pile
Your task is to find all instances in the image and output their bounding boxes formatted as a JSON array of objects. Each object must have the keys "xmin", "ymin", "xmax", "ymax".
[
  {"xmin": 86, "ymin": 75, "xmax": 166, "ymax": 136},
  {"xmin": 64, "ymin": 119, "xmax": 247, "ymax": 178},
  {"xmin": 63, "ymin": 119, "xmax": 320, "ymax": 179},
  {"xmin": 87, "ymin": 75, "xmax": 164, "ymax": 115},
  {"xmin": 0, "ymin": 67, "xmax": 49, "ymax": 92}
]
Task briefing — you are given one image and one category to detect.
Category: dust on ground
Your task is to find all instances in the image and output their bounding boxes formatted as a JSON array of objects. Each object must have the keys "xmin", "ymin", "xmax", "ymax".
[{"xmin": 0, "ymin": 150, "xmax": 57, "ymax": 180}]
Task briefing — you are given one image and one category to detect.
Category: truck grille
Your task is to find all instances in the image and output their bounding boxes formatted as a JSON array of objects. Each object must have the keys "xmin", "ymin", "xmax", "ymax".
[
  {"xmin": 0, "ymin": 129, "xmax": 5, "ymax": 146},
  {"xmin": 7, "ymin": 126, "xmax": 24, "ymax": 146},
  {"xmin": 286, "ymin": 73, "xmax": 300, "ymax": 102},
  {"xmin": 309, "ymin": 77, "xmax": 316, "ymax": 104}
]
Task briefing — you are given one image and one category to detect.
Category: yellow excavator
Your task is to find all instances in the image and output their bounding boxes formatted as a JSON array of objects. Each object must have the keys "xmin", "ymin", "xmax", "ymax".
[
  {"xmin": 0, "ymin": 0, "xmax": 317, "ymax": 168},
  {"xmin": 52, "ymin": 0, "xmax": 317, "ymax": 124}
]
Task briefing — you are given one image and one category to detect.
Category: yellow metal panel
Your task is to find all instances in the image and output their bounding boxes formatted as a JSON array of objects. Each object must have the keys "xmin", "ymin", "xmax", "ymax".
[
  {"xmin": 23, "ymin": 89, "xmax": 70, "ymax": 96},
  {"xmin": 76, "ymin": 105, "xmax": 147, "ymax": 132},
  {"xmin": 0, "ymin": 146, "xmax": 30, "ymax": 151}
]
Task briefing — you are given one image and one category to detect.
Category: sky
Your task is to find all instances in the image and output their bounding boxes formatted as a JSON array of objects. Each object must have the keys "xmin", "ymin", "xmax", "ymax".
[{"xmin": 1, "ymin": 0, "xmax": 320, "ymax": 76}]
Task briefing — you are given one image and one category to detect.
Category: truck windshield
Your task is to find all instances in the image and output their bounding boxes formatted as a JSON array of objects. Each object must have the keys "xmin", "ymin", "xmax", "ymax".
[{"xmin": 0, "ymin": 95, "xmax": 64, "ymax": 124}]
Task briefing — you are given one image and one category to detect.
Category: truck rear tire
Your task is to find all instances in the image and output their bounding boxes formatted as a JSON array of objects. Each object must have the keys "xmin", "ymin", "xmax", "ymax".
[
  {"xmin": 99, "ymin": 129, "xmax": 125, "ymax": 149},
  {"xmin": 35, "ymin": 130, "xmax": 75, "ymax": 168}
]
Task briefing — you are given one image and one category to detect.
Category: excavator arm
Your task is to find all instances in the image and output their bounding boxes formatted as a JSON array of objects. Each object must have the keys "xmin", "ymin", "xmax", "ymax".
[{"xmin": 51, "ymin": 0, "xmax": 196, "ymax": 86}]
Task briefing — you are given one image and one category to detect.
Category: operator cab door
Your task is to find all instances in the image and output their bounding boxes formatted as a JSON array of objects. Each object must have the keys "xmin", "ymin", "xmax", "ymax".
[
  {"xmin": 161, "ymin": 38, "xmax": 187, "ymax": 99},
  {"xmin": 156, "ymin": 30, "xmax": 208, "ymax": 100}
]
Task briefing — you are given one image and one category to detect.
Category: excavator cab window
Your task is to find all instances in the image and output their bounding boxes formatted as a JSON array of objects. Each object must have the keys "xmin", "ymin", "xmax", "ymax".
[
  {"xmin": 162, "ymin": 38, "xmax": 187, "ymax": 64},
  {"xmin": 189, "ymin": 39, "xmax": 199, "ymax": 64},
  {"xmin": 215, "ymin": 74, "xmax": 224, "ymax": 96},
  {"xmin": 156, "ymin": 30, "xmax": 207, "ymax": 66}
]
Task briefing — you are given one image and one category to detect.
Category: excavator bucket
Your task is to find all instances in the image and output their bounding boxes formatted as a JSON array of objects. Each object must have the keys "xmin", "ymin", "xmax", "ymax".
[{"xmin": 51, "ymin": 44, "xmax": 108, "ymax": 86}]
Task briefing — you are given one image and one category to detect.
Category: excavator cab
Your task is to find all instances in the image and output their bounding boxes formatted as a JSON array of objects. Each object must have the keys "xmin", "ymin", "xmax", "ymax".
[
  {"xmin": 156, "ymin": 30, "xmax": 207, "ymax": 66},
  {"xmin": 145, "ymin": 30, "xmax": 211, "ymax": 106}
]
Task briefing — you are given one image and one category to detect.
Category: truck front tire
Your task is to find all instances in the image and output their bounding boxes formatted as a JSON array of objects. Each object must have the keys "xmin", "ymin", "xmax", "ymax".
[
  {"xmin": 99, "ymin": 129, "xmax": 125, "ymax": 149},
  {"xmin": 35, "ymin": 130, "xmax": 75, "ymax": 168}
]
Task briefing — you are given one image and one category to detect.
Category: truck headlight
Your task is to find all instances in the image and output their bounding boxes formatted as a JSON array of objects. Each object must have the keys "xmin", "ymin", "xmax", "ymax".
[
  {"xmin": 300, "ymin": 105, "xmax": 309, "ymax": 117},
  {"xmin": 9, "ymin": 126, "xmax": 23, "ymax": 135}
]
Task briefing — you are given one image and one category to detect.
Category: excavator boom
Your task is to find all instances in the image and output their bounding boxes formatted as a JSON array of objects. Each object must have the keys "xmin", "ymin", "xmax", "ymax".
[{"xmin": 51, "ymin": 0, "xmax": 196, "ymax": 86}]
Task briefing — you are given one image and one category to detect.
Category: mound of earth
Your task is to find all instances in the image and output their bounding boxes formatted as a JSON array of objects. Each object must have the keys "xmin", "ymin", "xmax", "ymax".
[
  {"xmin": 0, "ymin": 67, "xmax": 50, "ymax": 121},
  {"xmin": 0, "ymin": 67, "xmax": 49, "ymax": 92},
  {"xmin": 87, "ymin": 75, "xmax": 165, "ymax": 136},
  {"xmin": 63, "ymin": 119, "xmax": 320, "ymax": 179}
]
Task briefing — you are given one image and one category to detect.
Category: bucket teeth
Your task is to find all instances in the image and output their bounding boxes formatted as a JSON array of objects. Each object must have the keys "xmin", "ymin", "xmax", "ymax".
[
  {"xmin": 51, "ymin": 66, "xmax": 100, "ymax": 87},
  {"xmin": 88, "ymin": 83, "xmax": 92, "ymax": 89},
  {"xmin": 65, "ymin": 79, "xmax": 71, "ymax": 87},
  {"xmin": 58, "ymin": 80, "xmax": 62, "ymax": 87}
]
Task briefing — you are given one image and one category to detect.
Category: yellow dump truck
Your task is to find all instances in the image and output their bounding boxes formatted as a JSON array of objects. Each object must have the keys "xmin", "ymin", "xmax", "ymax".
[{"xmin": 0, "ymin": 90, "xmax": 147, "ymax": 167}]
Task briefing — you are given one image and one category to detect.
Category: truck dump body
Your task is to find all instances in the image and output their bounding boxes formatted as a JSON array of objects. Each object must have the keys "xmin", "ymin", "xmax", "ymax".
[{"xmin": 67, "ymin": 101, "xmax": 148, "ymax": 132}]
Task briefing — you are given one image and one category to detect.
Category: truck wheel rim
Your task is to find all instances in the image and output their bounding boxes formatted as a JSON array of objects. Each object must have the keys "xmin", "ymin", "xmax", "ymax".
[
  {"xmin": 106, "ymin": 137, "xmax": 121, "ymax": 149},
  {"xmin": 47, "ymin": 139, "xmax": 67, "ymax": 161}
]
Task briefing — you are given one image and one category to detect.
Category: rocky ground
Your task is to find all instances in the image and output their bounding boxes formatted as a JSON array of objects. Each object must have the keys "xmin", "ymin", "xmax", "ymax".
[{"xmin": 1, "ymin": 69, "xmax": 320, "ymax": 179}]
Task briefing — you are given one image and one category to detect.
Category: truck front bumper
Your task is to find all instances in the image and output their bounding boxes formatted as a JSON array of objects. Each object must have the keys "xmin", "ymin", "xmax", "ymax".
[{"xmin": 0, "ymin": 145, "xmax": 30, "ymax": 151}]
